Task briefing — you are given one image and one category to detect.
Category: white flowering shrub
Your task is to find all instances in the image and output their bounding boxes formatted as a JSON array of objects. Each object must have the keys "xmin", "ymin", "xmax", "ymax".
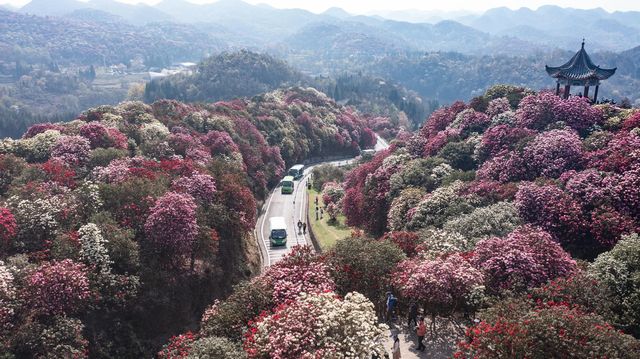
[
  {"xmin": 417, "ymin": 228, "xmax": 473, "ymax": 258},
  {"xmin": 9, "ymin": 195, "xmax": 66, "ymax": 250},
  {"xmin": 407, "ymin": 181, "xmax": 475, "ymax": 230},
  {"xmin": 78, "ymin": 223, "xmax": 112, "ymax": 272},
  {"xmin": 443, "ymin": 201, "xmax": 521, "ymax": 245},
  {"xmin": 140, "ymin": 122, "xmax": 170, "ymax": 143},
  {"xmin": 244, "ymin": 291, "xmax": 388, "ymax": 359},
  {"xmin": 16, "ymin": 130, "xmax": 61, "ymax": 162}
]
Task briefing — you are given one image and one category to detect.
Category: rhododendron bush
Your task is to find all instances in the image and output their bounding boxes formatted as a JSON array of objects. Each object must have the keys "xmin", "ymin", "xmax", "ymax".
[
  {"xmin": 472, "ymin": 226, "xmax": 577, "ymax": 293},
  {"xmin": 244, "ymin": 292, "xmax": 387, "ymax": 359}
]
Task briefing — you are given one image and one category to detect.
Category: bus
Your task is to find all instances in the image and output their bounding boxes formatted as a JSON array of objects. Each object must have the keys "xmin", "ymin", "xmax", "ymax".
[
  {"xmin": 288, "ymin": 164, "xmax": 305, "ymax": 180},
  {"xmin": 269, "ymin": 217, "xmax": 287, "ymax": 246},
  {"xmin": 281, "ymin": 176, "xmax": 294, "ymax": 194}
]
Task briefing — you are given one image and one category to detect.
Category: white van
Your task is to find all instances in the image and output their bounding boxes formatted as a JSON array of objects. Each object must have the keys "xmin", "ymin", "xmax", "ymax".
[{"xmin": 269, "ymin": 217, "xmax": 287, "ymax": 246}]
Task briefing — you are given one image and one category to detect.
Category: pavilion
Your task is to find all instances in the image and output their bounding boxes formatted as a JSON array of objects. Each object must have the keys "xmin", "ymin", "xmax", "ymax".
[{"xmin": 545, "ymin": 40, "xmax": 616, "ymax": 102}]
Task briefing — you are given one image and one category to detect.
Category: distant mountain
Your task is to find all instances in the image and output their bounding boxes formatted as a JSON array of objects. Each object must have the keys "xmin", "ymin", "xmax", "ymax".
[
  {"xmin": 19, "ymin": 0, "xmax": 87, "ymax": 16},
  {"xmin": 0, "ymin": 10, "xmax": 225, "ymax": 66},
  {"xmin": 64, "ymin": 8, "xmax": 125, "ymax": 24},
  {"xmin": 322, "ymin": 7, "xmax": 351, "ymax": 19},
  {"xmin": 0, "ymin": 4, "xmax": 16, "ymax": 11},
  {"xmin": 459, "ymin": 5, "xmax": 640, "ymax": 51},
  {"xmin": 20, "ymin": 0, "xmax": 174, "ymax": 24}
]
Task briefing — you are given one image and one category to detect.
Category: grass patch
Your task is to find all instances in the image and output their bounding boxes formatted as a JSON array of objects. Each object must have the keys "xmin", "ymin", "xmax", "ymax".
[{"xmin": 307, "ymin": 189, "xmax": 352, "ymax": 250}]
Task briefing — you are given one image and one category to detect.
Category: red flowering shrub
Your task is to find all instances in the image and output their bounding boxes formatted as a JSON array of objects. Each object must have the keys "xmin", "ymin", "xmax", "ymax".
[
  {"xmin": 476, "ymin": 151, "xmax": 530, "ymax": 183},
  {"xmin": 515, "ymin": 182, "xmax": 585, "ymax": 243},
  {"xmin": 144, "ymin": 192, "xmax": 199, "ymax": 258},
  {"xmin": 41, "ymin": 159, "xmax": 77, "ymax": 188},
  {"xmin": 420, "ymin": 101, "xmax": 467, "ymax": 138},
  {"xmin": 473, "ymin": 226, "xmax": 577, "ymax": 293},
  {"xmin": 157, "ymin": 331, "xmax": 196, "ymax": 359},
  {"xmin": 456, "ymin": 304, "xmax": 640, "ymax": 359},
  {"xmin": 529, "ymin": 273, "xmax": 614, "ymax": 317},
  {"xmin": 554, "ymin": 96, "xmax": 603, "ymax": 132},
  {"xmin": 589, "ymin": 206, "xmax": 636, "ymax": 248},
  {"xmin": 79, "ymin": 122, "xmax": 111, "ymax": 148},
  {"xmin": 26, "ymin": 259, "xmax": 92, "ymax": 315},
  {"xmin": 621, "ymin": 111, "xmax": 640, "ymax": 131},
  {"xmin": 460, "ymin": 180, "xmax": 518, "ymax": 203},
  {"xmin": 0, "ymin": 207, "xmax": 17, "ymax": 244},
  {"xmin": 523, "ymin": 129, "xmax": 584, "ymax": 178},
  {"xmin": 394, "ymin": 254, "xmax": 485, "ymax": 315},
  {"xmin": 382, "ymin": 231, "xmax": 422, "ymax": 257}
]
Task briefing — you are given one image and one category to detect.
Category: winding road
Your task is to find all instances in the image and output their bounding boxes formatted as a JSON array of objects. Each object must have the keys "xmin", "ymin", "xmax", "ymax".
[{"xmin": 255, "ymin": 135, "xmax": 389, "ymax": 268}]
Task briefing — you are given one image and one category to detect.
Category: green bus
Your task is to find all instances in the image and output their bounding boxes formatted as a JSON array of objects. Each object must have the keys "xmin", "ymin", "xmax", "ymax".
[
  {"xmin": 288, "ymin": 164, "xmax": 305, "ymax": 180},
  {"xmin": 269, "ymin": 217, "xmax": 287, "ymax": 246},
  {"xmin": 281, "ymin": 176, "xmax": 294, "ymax": 194}
]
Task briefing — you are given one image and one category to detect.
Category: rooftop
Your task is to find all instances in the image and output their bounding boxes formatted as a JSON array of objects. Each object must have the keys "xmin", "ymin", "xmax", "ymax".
[{"xmin": 545, "ymin": 41, "xmax": 616, "ymax": 81}]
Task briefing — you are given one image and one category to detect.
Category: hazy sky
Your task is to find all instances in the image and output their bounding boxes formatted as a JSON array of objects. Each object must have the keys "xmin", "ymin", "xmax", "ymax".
[{"xmin": 1, "ymin": 0, "xmax": 638, "ymax": 14}]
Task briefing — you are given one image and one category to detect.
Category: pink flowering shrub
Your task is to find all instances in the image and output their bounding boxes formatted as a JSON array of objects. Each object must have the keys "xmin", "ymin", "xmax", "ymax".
[
  {"xmin": 473, "ymin": 226, "xmax": 577, "ymax": 293},
  {"xmin": 477, "ymin": 124, "xmax": 535, "ymax": 159},
  {"xmin": 202, "ymin": 130, "xmax": 240, "ymax": 156},
  {"xmin": 26, "ymin": 259, "xmax": 92, "ymax": 315},
  {"xmin": 157, "ymin": 332, "xmax": 196, "ymax": 359},
  {"xmin": 476, "ymin": 151, "xmax": 530, "ymax": 183},
  {"xmin": 523, "ymin": 129, "xmax": 584, "ymax": 178},
  {"xmin": 320, "ymin": 181, "xmax": 344, "ymax": 206},
  {"xmin": 587, "ymin": 132, "xmax": 640, "ymax": 173},
  {"xmin": 516, "ymin": 93, "xmax": 602, "ymax": 132},
  {"xmin": 144, "ymin": 192, "xmax": 199, "ymax": 258},
  {"xmin": 171, "ymin": 173, "xmax": 216, "ymax": 203},
  {"xmin": 263, "ymin": 246, "xmax": 335, "ymax": 303},
  {"xmin": 51, "ymin": 135, "xmax": 91, "ymax": 166},
  {"xmin": 560, "ymin": 169, "xmax": 615, "ymax": 208},
  {"xmin": 0, "ymin": 207, "xmax": 17, "ymax": 244},
  {"xmin": 79, "ymin": 122, "xmax": 123, "ymax": 149},
  {"xmin": 610, "ymin": 164, "xmax": 640, "ymax": 219},
  {"xmin": 515, "ymin": 182, "xmax": 585, "ymax": 243},
  {"xmin": 394, "ymin": 254, "xmax": 485, "ymax": 315},
  {"xmin": 486, "ymin": 97, "xmax": 511, "ymax": 117}
]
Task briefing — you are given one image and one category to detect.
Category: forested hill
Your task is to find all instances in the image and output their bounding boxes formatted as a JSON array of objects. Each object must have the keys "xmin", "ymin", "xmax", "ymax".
[
  {"xmin": 0, "ymin": 10, "xmax": 224, "ymax": 66},
  {"xmin": 144, "ymin": 51, "xmax": 305, "ymax": 103},
  {"xmin": 0, "ymin": 87, "xmax": 375, "ymax": 357}
]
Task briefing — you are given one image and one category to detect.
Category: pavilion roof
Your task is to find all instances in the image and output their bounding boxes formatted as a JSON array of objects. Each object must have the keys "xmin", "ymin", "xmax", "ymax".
[{"xmin": 546, "ymin": 42, "xmax": 616, "ymax": 81}]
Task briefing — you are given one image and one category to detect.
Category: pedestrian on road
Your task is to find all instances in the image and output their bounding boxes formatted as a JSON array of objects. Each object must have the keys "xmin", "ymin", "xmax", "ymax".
[
  {"xmin": 297, "ymin": 220, "xmax": 303, "ymax": 234},
  {"xmin": 416, "ymin": 317, "xmax": 426, "ymax": 352},
  {"xmin": 391, "ymin": 334, "xmax": 401, "ymax": 359},
  {"xmin": 408, "ymin": 302, "xmax": 418, "ymax": 330},
  {"xmin": 302, "ymin": 222, "xmax": 307, "ymax": 234},
  {"xmin": 320, "ymin": 208, "xmax": 324, "ymax": 219},
  {"xmin": 315, "ymin": 196, "xmax": 318, "ymax": 205},
  {"xmin": 315, "ymin": 208, "xmax": 319, "ymax": 221}
]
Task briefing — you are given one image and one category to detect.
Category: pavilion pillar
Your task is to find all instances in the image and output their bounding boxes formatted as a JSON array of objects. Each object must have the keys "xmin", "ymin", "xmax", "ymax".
[
  {"xmin": 563, "ymin": 85, "xmax": 571, "ymax": 99},
  {"xmin": 555, "ymin": 82, "xmax": 560, "ymax": 96},
  {"xmin": 584, "ymin": 85, "xmax": 590, "ymax": 99},
  {"xmin": 593, "ymin": 85, "xmax": 599, "ymax": 103}
]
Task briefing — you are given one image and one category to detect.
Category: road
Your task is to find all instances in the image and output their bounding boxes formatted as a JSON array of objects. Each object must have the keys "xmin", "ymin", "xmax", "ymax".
[{"xmin": 255, "ymin": 135, "xmax": 390, "ymax": 268}]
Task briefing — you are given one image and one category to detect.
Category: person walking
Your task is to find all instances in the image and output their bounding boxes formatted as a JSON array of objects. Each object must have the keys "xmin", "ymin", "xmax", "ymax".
[
  {"xmin": 391, "ymin": 334, "xmax": 401, "ymax": 359},
  {"xmin": 408, "ymin": 302, "xmax": 418, "ymax": 330},
  {"xmin": 386, "ymin": 292, "xmax": 398, "ymax": 322},
  {"xmin": 416, "ymin": 317, "xmax": 426, "ymax": 352},
  {"xmin": 302, "ymin": 222, "xmax": 307, "ymax": 234},
  {"xmin": 297, "ymin": 220, "xmax": 303, "ymax": 234}
]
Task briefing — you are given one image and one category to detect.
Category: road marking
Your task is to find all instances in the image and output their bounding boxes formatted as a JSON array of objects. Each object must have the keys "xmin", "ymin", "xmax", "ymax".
[{"xmin": 259, "ymin": 188, "xmax": 277, "ymax": 267}]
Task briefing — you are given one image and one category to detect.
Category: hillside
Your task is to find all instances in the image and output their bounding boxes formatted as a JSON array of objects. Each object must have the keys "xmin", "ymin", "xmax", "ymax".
[
  {"xmin": 0, "ymin": 10, "xmax": 224, "ymax": 66},
  {"xmin": 0, "ymin": 87, "xmax": 375, "ymax": 357}
]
